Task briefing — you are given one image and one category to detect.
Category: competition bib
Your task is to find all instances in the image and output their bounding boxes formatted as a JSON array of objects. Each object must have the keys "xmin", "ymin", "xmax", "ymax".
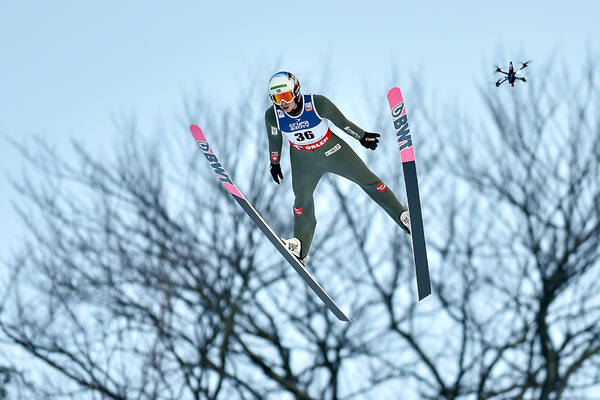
[{"xmin": 274, "ymin": 94, "xmax": 331, "ymax": 150}]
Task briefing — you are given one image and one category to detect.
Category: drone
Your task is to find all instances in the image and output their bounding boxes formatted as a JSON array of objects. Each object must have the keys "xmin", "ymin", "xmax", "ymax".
[{"xmin": 495, "ymin": 60, "xmax": 530, "ymax": 87}]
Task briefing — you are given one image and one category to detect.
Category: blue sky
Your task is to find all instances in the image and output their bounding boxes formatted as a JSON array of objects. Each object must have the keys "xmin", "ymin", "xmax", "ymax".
[{"xmin": 0, "ymin": 1, "xmax": 598, "ymax": 252}]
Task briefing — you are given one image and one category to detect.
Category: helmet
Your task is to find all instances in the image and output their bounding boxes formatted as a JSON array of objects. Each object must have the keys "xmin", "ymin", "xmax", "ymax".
[{"xmin": 268, "ymin": 71, "xmax": 301, "ymax": 105}]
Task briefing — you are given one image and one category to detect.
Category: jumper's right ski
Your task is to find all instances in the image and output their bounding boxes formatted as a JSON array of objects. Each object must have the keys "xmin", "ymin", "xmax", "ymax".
[
  {"xmin": 189, "ymin": 124, "xmax": 351, "ymax": 322},
  {"xmin": 387, "ymin": 88, "xmax": 431, "ymax": 300}
]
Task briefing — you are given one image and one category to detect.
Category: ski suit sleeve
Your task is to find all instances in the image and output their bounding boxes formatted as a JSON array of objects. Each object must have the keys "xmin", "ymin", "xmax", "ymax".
[
  {"xmin": 312, "ymin": 94, "xmax": 366, "ymax": 141},
  {"xmin": 265, "ymin": 107, "xmax": 283, "ymax": 164}
]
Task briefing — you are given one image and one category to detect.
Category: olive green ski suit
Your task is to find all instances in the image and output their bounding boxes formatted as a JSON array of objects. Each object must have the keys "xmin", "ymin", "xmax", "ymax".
[{"xmin": 265, "ymin": 94, "xmax": 407, "ymax": 259}]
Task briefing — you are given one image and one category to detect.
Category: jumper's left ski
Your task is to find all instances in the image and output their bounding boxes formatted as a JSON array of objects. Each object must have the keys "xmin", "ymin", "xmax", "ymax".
[
  {"xmin": 189, "ymin": 124, "xmax": 351, "ymax": 322},
  {"xmin": 387, "ymin": 88, "xmax": 431, "ymax": 300}
]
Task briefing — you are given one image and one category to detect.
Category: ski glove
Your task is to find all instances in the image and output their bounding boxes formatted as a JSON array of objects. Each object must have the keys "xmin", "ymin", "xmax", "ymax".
[
  {"xmin": 270, "ymin": 163, "xmax": 283, "ymax": 184},
  {"xmin": 359, "ymin": 131, "xmax": 380, "ymax": 150}
]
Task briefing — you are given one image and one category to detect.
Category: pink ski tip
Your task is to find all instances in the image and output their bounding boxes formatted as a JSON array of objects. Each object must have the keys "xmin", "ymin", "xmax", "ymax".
[
  {"xmin": 387, "ymin": 87, "xmax": 404, "ymax": 107},
  {"xmin": 189, "ymin": 124, "xmax": 206, "ymax": 142}
]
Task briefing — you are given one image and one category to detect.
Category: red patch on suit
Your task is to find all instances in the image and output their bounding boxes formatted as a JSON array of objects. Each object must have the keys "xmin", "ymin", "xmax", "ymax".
[
  {"xmin": 376, "ymin": 183, "xmax": 387, "ymax": 193},
  {"xmin": 270, "ymin": 151, "xmax": 279, "ymax": 162},
  {"xmin": 293, "ymin": 206, "xmax": 303, "ymax": 216}
]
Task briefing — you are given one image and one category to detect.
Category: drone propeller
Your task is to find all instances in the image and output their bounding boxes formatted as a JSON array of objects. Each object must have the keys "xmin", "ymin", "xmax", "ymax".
[
  {"xmin": 521, "ymin": 59, "xmax": 532, "ymax": 66},
  {"xmin": 516, "ymin": 60, "xmax": 532, "ymax": 74}
]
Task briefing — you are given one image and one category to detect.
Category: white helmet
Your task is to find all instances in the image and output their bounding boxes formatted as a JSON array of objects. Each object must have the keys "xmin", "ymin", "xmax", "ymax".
[{"xmin": 268, "ymin": 71, "xmax": 301, "ymax": 105}]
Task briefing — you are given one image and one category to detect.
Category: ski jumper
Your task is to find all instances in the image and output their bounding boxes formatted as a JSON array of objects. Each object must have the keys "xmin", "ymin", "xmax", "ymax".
[{"xmin": 265, "ymin": 94, "xmax": 407, "ymax": 258}]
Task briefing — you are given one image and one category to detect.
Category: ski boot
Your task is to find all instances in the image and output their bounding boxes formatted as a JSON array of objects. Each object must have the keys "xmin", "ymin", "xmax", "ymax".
[
  {"xmin": 400, "ymin": 210, "xmax": 411, "ymax": 235},
  {"xmin": 282, "ymin": 237, "xmax": 310, "ymax": 265}
]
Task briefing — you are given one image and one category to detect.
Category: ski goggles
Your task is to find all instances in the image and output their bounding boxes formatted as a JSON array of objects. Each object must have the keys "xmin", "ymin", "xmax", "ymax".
[{"xmin": 271, "ymin": 91, "xmax": 295, "ymax": 105}]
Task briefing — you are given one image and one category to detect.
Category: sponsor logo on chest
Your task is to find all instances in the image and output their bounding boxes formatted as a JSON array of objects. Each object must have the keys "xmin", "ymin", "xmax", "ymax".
[
  {"xmin": 289, "ymin": 120, "xmax": 310, "ymax": 131},
  {"xmin": 304, "ymin": 136, "xmax": 329, "ymax": 150},
  {"xmin": 305, "ymin": 101, "xmax": 313, "ymax": 112}
]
